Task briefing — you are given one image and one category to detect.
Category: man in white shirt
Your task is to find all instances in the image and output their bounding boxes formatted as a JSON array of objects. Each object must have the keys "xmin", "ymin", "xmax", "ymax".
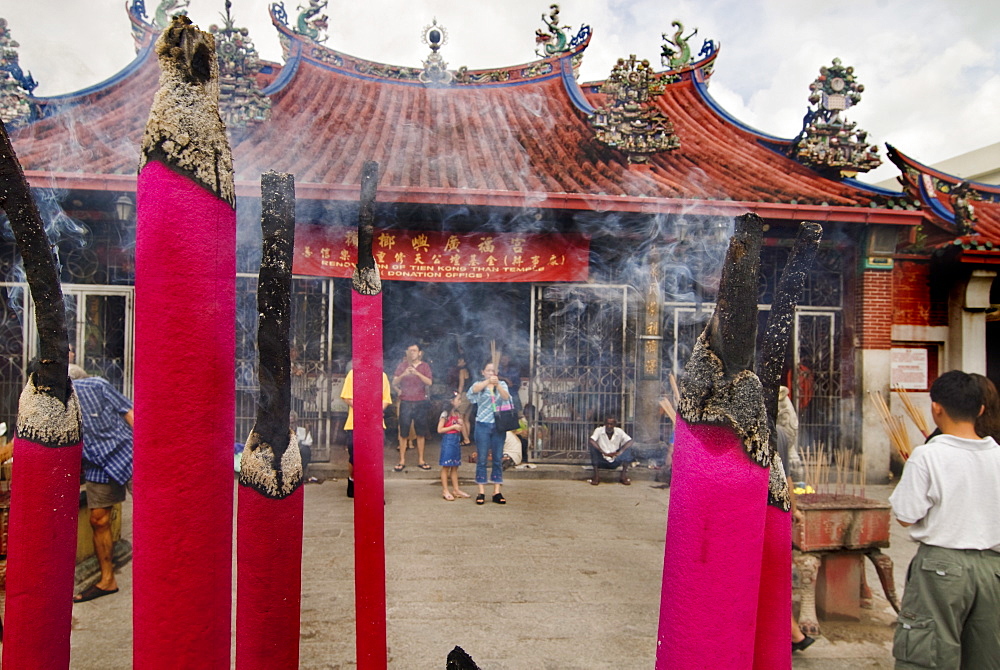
[
  {"xmin": 888, "ymin": 370, "xmax": 1000, "ymax": 670},
  {"xmin": 588, "ymin": 417, "xmax": 634, "ymax": 486}
]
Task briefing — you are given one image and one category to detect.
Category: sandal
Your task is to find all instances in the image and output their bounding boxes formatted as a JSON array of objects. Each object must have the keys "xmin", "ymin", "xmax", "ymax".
[
  {"xmin": 393, "ymin": 464, "xmax": 404, "ymax": 472},
  {"xmin": 453, "ymin": 490, "xmax": 471, "ymax": 498},
  {"xmin": 418, "ymin": 463, "xmax": 432, "ymax": 470},
  {"xmin": 475, "ymin": 493, "xmax": 485, "ymax": 505},
  {"xmin": 443, "ymin": 491, "xmax": 455, "ymax": 501},
  {"xmin": 492, "ymin": 493, "xmax": 506, "ymax": 505}
]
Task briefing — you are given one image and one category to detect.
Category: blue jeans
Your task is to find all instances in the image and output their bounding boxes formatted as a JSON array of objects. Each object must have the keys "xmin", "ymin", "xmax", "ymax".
[{"xmin": 474, "ymin": 421, "xmax": 504, "ymax": 484}]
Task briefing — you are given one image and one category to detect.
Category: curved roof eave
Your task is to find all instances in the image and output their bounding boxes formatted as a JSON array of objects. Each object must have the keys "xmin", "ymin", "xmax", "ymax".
[
  {"xmin": 888, "ymin": 144, "xmax": 1000, "ymax": 195},
  {"xmin": 27, "ymin": 40, "xmax": 156, "ymax": 114}
]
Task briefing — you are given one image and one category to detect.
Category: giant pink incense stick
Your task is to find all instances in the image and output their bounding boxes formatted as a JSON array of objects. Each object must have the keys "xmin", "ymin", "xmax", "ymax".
[
  {"xmin": 351, "ymin": 160, "xmax": 388, "ymax": 669},
  {"xmin": 0, "ymin": 120, "xmax": 82, "ymax": 669},
  {"xmin": 134, "ymin": 17, "xmax": 235, "ymax": 668},
  {"xmin": 657, "ymin": 215, "xmax": 820, "ymax": 670},
  {"xmin": 236, "ymin": 171, "xmax": 304, "ymax": 670}
]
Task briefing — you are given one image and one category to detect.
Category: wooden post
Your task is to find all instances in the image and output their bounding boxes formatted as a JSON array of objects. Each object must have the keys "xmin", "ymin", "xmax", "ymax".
[
  {"xmin": 134, "ymin": 17, "xmax": 235, "ymax": 668},
  {"xmin": 351, "ymin": 161, "xmax": 387, "ymax": 669}
]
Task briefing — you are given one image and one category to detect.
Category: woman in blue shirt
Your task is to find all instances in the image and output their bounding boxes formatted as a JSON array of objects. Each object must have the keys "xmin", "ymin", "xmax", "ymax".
[{"xmin": 467, "ymin": 362, "xmax": 511, "ymax": 504}]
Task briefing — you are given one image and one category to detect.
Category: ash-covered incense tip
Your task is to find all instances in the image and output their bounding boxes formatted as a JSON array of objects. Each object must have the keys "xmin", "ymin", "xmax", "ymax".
[
  {"xmin": 351, "ymin": 265, "xmax": 382, "ymax": 295},
  {"xmin": 678, "ymin": 332, "xmax": 769, "ymax": 465},
  {"xmin": 140, "ymin": 15, "xmax": 235, "ymax": 206},
  {"xmin": 15, "ymin": 375, "xmax": 82, "ymax": 447},
  {"xmin": 238, "ymin": 430, "xmax": 303, "ymax": 498}
]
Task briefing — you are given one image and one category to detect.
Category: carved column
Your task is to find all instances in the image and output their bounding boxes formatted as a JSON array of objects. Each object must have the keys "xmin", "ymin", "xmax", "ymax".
[{"xmin": 636, "ymin": 253, "xmax": 663, "ymax": 444}]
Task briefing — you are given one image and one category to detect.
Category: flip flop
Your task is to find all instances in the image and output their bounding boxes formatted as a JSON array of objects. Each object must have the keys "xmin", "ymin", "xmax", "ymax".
[
  {"xmin": 453, "ymin": 490, "xmax": 471, "ymax": 498},
  {"xmin": 393, "ymin": 464, "xmax": 404, "ymax": 472},
  {"xmin": 74, "ymin": 584, "xmax": 119, "ymax": 603},
  {"xmin": 443, "ymin": 491, "xmax": 455, "ymax": 501},
  {"xmin": 418, "ymin": 463, "xmax": 432, "ymax": 470}
]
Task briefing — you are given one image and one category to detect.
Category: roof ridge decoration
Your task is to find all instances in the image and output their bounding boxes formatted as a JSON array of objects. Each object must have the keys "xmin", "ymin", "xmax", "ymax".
[
  {"xmin": 660, "ymin": 20, "xmax": 699, "ymax": 70},
  {"xmin": 419, "ymin": 19, "xmax": 452, "ymax": 85},
  {"xmin": 210, "ymin": 0, "xmax": 272, "ymax": 131},
  {"xmin": 0, "ymin": 17, "xmax": 37, "ymax": 126},
  {"xmin": 154, "ymin": 0, "xmax": 191, "ymax": 30},
  {"xmin": 293, "ymin": 0, "xmax": 329, "ymax": 43},
  {"xmin": 791, "ymin": 58, "xmax": 881, "ymax": 177},
  {"xmin": 535, "ymin": 4, "xmax": 591, "ymax": 75},
  {"xmin": 949, "ymin": 181, "xmax": 980, "ymax": 236},
  {"xmin": 589, "ymin": 55, "xmax": 680, "ymax": 164}
]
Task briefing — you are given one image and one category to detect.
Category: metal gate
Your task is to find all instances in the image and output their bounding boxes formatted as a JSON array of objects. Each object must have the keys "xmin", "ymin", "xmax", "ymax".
[
  {"xmin": 0, "ymin": 283, "xmax": 134, "ymax": 434},
  {"xmin": 235, "ymin": 274, "xmax": 339, "ymax": 462},
  {"xmin": 793, "ymin": 309, "xmax": 841, "ymax": 451},
  {"xmin": 529, "ymin": 284, "xmax": 638, "ymax": 462}
]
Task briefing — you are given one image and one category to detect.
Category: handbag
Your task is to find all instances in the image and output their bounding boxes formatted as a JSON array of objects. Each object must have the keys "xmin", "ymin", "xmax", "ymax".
[{"xmin": 491, "ymin": 392, "xmax": 520, "ymax": 433}]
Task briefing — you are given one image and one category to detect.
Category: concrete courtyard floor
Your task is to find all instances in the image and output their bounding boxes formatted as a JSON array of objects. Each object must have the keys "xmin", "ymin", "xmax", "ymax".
[{"xmin": 54, "ymin": 443, "xmax": 914, "ymax": 669}]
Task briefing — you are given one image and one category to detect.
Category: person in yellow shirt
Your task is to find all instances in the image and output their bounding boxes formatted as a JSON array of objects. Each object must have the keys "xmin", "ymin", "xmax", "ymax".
[{"xmin": 341, "ymin": 366, "xmax": 392, "ymax": 498}]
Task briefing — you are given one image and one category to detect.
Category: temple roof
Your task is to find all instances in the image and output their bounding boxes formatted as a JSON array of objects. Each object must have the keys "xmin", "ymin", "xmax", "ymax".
[
  {"xmin": 888, "ymin": 145, "xmax": 1000, "ymax": 265},
  {"xmin": 6, "ymin": 5, "xmax": 931, "ymax": 229}
]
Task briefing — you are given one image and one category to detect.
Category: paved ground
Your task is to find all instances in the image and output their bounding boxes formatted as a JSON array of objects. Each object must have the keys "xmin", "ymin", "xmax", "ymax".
[{"xmin": 42, "ymin": 440, "xmax": 915, "ymax": 668}]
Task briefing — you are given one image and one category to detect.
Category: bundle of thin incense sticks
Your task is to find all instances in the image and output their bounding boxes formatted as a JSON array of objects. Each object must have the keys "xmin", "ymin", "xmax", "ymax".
[
  {"xmin": 892, "ymin": 385, "xmax": 931, "ymax": 438},
  {"xmin": 658, "ymin": 373, "xmax": 681, "ymax": 421},
  {"xmin": 658, "ymin": 396, "xmax": 676, "ymax": 421},
  {"xmin": 801, "ymin": 443, "xmax": 828, "ymax": 493},
  {"xmin": 490, "ymin": 340, "xmax": 501, "ymax": 368},
  {"xmin": 868, "ymin": 390, "xmax": 912, "ymax": 461}
]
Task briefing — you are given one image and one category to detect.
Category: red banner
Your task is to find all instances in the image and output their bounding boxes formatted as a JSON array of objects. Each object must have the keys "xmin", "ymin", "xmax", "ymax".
[{"xmin": 292, "ymin": 224, "xmax": 590, "ymax": 282}]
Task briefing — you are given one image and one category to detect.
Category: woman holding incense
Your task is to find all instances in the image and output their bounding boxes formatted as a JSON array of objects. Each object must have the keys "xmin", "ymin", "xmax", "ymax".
[{"xmin": 467, "ymin": 362, "xmax": 510, "ymax": 504}]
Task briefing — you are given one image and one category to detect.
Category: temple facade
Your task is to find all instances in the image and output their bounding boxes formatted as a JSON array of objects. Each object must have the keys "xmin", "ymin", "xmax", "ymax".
[{"xmin": 1, "ymin": 1, "xmax": 997, "ymax": 480}]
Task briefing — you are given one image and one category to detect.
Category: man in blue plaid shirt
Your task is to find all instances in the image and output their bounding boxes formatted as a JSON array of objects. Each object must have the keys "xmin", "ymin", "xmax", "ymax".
[{"xmin": 71, "ymin": 369, "xmax": 134, "ymax": 603}]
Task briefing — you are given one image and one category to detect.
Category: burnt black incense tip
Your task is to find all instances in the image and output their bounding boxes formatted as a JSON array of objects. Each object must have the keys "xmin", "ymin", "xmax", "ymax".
[{"xmin": 353, "ymin": 160, "xmax": 382, "ymax": 295}]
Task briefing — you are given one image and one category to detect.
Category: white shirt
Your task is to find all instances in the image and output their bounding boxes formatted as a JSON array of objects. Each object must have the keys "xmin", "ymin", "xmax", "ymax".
[
  {"xmin": 889, "ymin": 433, "xmax": 1000, "ymax": 551},
  {"xmin": 590, "ymin": 426, "xmax": 631, "ymax": 462}
]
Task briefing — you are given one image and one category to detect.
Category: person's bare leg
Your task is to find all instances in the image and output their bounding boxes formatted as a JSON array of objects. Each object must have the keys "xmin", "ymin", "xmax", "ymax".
[
  {"xmin": 90, "ymin": 507, "xmax": 117, "ymax": 591},
  {"xmin": 416, "ymin": 436, "xmax": 427, "ymax": 466},
  {"xmin": 441, "ymin": 468, "xmax": 453, "ymax": 499},
  {"xmin": 397, "ymin": 434, "xmax": 407, "ymax": 466},
  {"xmin": 452, "ymin": 467, "xmax": 469, "ymax": 497}
]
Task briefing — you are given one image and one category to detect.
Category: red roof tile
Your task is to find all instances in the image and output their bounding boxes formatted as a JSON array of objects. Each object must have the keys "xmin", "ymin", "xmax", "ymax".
[{"xmin": 9, "ymin": 18, "xmax": 922, "ymax": 229}]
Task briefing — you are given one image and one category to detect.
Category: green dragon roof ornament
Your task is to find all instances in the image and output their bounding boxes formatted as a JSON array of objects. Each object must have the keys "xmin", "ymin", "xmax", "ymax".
[
  {"xmin": 153, "ymin": 0, "xmax": 190, "ymax": 29},
  {"xmin": 660, "ymin": 21, "xmax": 697, "ymax": 70},
  {"xmin": 294, "ymin": 0, "xmax": 328, "ymax": 43}
]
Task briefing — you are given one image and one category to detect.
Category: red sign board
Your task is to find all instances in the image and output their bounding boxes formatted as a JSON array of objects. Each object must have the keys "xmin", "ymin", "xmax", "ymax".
[{"xmin": 292, "ymin": 224, "xmax": 590, "ymax": 282}]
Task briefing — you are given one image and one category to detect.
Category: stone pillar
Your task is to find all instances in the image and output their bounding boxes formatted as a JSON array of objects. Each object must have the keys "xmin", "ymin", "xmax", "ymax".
[
  {"xmin": 856, "ymin": 268, "xmax": 893, "ymax": 484},
  {"xmin": 946, "ymin": 269, "xmax": 997, "ymax": 375}
]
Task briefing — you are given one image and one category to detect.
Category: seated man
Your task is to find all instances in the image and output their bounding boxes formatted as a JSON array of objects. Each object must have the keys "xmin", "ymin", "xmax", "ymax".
[{"xmin": 588, "ymin": 416, "xmax": 634, "ymax": 485}]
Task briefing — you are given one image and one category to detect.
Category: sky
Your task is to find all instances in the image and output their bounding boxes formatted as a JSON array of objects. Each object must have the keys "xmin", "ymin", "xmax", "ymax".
[{"xmin": 3, "ymin": 0, "xmax": 998, "ymax": 185}]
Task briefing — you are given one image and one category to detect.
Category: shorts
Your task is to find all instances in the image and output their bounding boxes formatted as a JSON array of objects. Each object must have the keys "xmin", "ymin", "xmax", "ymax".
[
  {"xmin": 398, "ymin": 400, "xmax": 431, "ymax": 438},
  {"xmin": 85, "ymin": 479, "xmax": 129, "ymax": 509}
]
